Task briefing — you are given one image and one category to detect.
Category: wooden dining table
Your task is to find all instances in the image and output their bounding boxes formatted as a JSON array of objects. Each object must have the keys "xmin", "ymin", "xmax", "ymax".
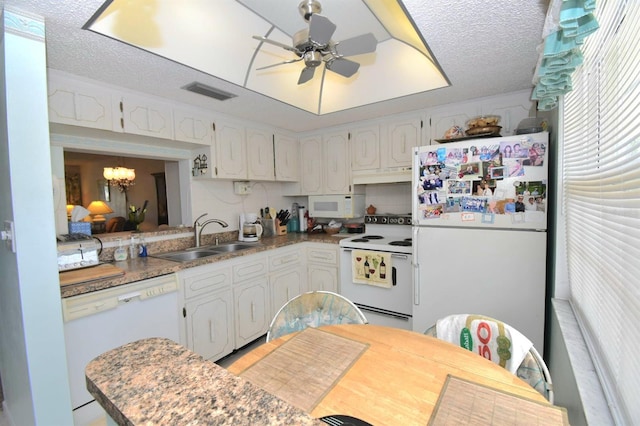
[{"xmin": 227, "ymin": 324, "xmax": 567, "ymax": 425}]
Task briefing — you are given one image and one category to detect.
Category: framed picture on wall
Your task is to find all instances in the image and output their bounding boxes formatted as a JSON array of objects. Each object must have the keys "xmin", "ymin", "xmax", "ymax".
[{"xmin": 65, "ymin": 172, "xmax": 82, "ymax": 206}]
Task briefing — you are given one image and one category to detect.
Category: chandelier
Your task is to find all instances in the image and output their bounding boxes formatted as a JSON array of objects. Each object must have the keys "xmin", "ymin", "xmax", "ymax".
[{"xmin": 103, "ymin": 167, "xmax": 136, "ymax": 191}]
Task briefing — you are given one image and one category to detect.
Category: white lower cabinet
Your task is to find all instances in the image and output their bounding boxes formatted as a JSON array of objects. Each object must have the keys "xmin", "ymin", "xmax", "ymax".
[
  {"xmin": 269, "ymin": 246, "xmax": 304, "ymax": 316},
  {"xmin": 179, "ymin": 262, "xmax": 234, "ymax": 361},
  {"xmin": 306, "ymin": 243, "xmax": 339, "ymax": 293},
  {"xmin": 178, "ymin": 242, "xmax": 338, "ymax": 361},
  {"xmin": 185, "ymin": 290, "xmax": 234, "ymax": 361},
  {"xmin": 234, "ymin": 278, "xmax": 270, "ymax": 347},
  {"xmin": 233, "ymin": 253, "xmax": 270, "ymax": 347}
]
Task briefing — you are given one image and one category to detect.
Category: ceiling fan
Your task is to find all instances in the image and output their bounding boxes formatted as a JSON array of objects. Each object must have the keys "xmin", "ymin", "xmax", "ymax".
[{"xmin": 253, "ymin": 0, "xmax": 378, "ymax": 85}]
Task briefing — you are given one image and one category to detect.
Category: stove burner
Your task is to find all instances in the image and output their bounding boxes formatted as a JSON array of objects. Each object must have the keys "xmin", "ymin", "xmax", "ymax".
[
  {"xmin": 405, "ymin": 238, "xmax": 412, "ymax": 242},
  {"xmin": 351, "ymin": 238, "xmax": 371, "ymax": 243},
  {"xmin": 361, "ymin": 235, "xmax": 383, "ymax": 239},
  {"xmin": 389, "ymin": 240, "xmax": 412, "ymax": 247}
]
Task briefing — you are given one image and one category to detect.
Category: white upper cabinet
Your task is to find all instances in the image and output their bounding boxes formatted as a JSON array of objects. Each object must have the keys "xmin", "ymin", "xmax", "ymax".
[
  {"xmin": 118, "ymin": 94, "xmax": 174, "ymax": 139},
  {"xmin": 428, "ymin": 108, "xmax": 476, "ymax": 143},
  {"xmin": 427, "ymin": 90, "xmax": 535, "ymax": 143},
  {"xmin": 384, "ymin": 117, "xmax": 422, "ymax": 168},
  {"xmin": 192, "ymin": 123, "xmax": 299, "ymax": 182},
  {"xmin": 298, "ymin": 131, "xmax": 351, "ymax": 195},
  {"xmin": 215, "ymin": 121, "xmax": 247, "ymax": 179},
  {"xmin": 246, "ymin": 127, "xmax": 275, "ymax": 181},
  {"xmin": 173, "ymin": 108, "xmax": 214, "ymax": 146},
  {"xmin": 351, "ymin": 125, "xmax": 380, "ymax": 171},
  {"xmin": 47, "ymin": 72, "xmax": 114, "ymax": 131},
  {"xmin": 323, "ymin": 131, "xmax": 351, "ymax": 194},
  {"xmin": 274, "ymin": 133, "xmax": 299, "ymax": 181},
  {"xmin": 299, "ymin": 135, "xmax": 323, "ymax": 194}
]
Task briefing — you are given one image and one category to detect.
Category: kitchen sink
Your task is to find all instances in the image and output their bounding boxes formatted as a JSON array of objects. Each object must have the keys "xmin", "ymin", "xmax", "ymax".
[
  {"xmin": 203, "ymin": 242, "xmax": 260, "ymax": 252},
  {"xmin": 151, "ymin": 242, "xmax": 262, "ymax": 263},
  {"xmin": 151, "ymin": 249, "xmax": 222, "ymax": 263}
]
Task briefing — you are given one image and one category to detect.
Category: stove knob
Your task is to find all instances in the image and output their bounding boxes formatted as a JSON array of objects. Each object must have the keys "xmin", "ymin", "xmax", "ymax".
[
  {"xmin": 380, "ymin": 216, "xmax": 388, "ymax": 224},
  {"xmin": 397, "ymin": 217, "xmax": 404, "ymax": 225}
]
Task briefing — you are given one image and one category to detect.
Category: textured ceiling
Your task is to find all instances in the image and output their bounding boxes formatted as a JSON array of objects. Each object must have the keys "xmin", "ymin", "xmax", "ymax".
[{"xmin": 1, "ymin": 0, "xmax": 549, "ymax": 133}]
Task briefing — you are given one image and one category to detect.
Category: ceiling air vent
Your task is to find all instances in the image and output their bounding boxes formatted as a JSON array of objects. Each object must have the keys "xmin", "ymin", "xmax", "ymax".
[{"xmin": 182, "ymin": 82, "xmax": 237, "ymax": 101}]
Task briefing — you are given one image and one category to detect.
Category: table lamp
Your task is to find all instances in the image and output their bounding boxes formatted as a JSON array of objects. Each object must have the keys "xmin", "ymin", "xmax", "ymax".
[{"xmin": 87, "ymin": 200, "xmax": 113, "ymax": 222}]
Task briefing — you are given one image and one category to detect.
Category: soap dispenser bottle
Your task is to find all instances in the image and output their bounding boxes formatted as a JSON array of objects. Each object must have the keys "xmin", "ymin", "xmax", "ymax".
[{"xmin": 114, "ymin": 238, "xmax": 128, "ymax": 261}]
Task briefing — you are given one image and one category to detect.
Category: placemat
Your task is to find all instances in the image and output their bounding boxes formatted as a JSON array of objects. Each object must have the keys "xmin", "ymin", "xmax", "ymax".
[
  {"xmin": 240, "ymin": 327, "xmax": 369, "ymax": 412},
  {"xmin": 429, "ymin": 375, "xmax": 569, "ymax": 425}
]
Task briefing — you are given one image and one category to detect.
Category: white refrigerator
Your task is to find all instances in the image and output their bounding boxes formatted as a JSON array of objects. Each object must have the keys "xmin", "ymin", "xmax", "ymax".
[{"xmin": 411, "ymin": 132, "xmax": 548, "ymax": 351}]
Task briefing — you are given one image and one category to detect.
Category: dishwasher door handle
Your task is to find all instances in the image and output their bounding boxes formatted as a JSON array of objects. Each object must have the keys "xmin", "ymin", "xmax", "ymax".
[{"xmin": 118, "ymin": 292, "xmax": 142, "ymax": 303}]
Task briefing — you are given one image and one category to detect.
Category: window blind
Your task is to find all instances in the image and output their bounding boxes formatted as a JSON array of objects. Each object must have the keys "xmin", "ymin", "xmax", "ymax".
[{"xmin": 562, "ymin": 0, "xmax": 639, "ymax": 423}]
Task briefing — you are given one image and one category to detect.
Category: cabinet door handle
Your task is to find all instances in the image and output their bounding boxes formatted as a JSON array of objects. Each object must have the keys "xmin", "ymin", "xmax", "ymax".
[
  {"xmin": 209, "ymin": 320, "xmax": 215, "ymax": 342},
  {"xmin": 251, "ymin": 302, "xmax": 255, "ymax": 322}
]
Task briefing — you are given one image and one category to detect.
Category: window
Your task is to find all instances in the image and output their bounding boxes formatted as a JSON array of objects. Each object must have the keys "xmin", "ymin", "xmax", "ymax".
[{"xmin": 562, "ymin": 0, "xmax": 639, "ymax": 423}]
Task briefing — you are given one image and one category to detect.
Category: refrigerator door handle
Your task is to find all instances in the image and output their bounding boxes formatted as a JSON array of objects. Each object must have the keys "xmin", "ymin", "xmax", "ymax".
[
  {"xmin": 413, "ymin": 226, "xmax": 420, "ymax": 305},
  {"xmin": 392, "ymin": 266, "xmax": 397, "ymax": 286}
]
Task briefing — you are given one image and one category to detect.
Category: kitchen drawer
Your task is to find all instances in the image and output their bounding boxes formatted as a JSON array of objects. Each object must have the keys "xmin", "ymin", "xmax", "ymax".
[
  {"xmin": 232, "ymin": 254, "xmax": 268, "ymax": 283},
  {"xmin": 307, "ymin": 244, "xmax": 338, "ymax": 266},
  {"xmin": 268, "ymin": 246, "xmax": 302, "ymax": 272},
  {"xmin": 182, "ymin": 265, "xmax": 232, "ymax": 300}
]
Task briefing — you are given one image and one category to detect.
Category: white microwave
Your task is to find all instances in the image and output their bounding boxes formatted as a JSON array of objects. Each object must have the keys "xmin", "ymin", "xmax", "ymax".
[{"xmin": 308, "ymin": 195, "xmax": 366, "ymax": 218}]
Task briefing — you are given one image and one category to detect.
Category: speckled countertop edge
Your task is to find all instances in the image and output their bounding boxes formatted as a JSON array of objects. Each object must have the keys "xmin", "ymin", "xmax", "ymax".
[
  {"xmin": 86, "ymin": 337, "xmax": 323, "ymax": 426},
  {"xmin": 60, "ymin": 233, "xmax": 347, "ymax": 298}
]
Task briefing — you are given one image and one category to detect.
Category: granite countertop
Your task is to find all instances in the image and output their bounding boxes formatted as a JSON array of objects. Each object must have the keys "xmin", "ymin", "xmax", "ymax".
[
  {"xmin": 86, "ymin": 337, "xmax": 323, "ymax": 426},
  {"xmin": 60, "ymin": 233, "xmax": 347, "ymax": 298}
]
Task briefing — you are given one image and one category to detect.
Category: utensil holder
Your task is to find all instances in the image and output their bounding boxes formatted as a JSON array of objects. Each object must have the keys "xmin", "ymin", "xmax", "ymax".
[{"xmin": 262, "ymin": 219, "xmax": 276, "ymax": 237}]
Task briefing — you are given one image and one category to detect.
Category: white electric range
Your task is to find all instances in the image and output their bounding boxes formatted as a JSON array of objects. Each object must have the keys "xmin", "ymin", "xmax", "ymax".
[{"xmin": 339, "ymin": 214, "xmax": 413, "ymax": 330}]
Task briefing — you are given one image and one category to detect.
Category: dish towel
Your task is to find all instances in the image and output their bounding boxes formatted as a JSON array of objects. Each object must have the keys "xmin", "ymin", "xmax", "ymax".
[
  {"xmin": 436, "ymin": 314, "xmax": 533, "ymax": 374},
  {"xmin": 352, "ymin": 250, "xmax": 392, "ymax": 288}
]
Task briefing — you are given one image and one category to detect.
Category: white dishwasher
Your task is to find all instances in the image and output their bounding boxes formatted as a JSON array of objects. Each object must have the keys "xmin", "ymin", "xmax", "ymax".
[{"xmin": 62, "ymin": 274, "xmax": 180, "ymax": 426}]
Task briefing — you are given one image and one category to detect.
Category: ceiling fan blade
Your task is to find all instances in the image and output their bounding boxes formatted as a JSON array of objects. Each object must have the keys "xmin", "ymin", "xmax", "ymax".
[
  {"xmin": 256, "ymin": 57, "xmax": 303, "ymax": 71},
  {"xmin": 326, "ymin": 58, "xmax": 360, "ymax": 78},
  {"xmin": 253, "ymin": 35, "xmax": 299, "ymax": 53},
  {"xmin": 308, "ymin": 14, "xmax": 336, "ymax": 46},
  {"xmin": 335, "ymin": 33, "xmax": 378, "ymax": 56},
  {"xmin": 298, "ymin": 66, "xmax": 316, "ymax": 84}
]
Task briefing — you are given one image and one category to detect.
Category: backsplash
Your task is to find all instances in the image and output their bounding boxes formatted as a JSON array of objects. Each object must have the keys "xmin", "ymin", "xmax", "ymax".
[{"xmin": 365, "ymin": 182, "xmax": 412, "ymax": 215}]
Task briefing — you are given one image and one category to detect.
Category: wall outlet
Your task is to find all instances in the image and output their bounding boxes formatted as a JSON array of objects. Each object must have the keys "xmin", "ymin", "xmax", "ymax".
[{"xmin": 233, "ymin": 181, "xmax": 251, "ymax": 195}]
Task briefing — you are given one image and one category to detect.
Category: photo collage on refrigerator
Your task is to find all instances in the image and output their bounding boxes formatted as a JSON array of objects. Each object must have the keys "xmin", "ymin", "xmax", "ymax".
[{"xmin": 416, "ymin": 135, "xmax": 547, "ymax": 222}]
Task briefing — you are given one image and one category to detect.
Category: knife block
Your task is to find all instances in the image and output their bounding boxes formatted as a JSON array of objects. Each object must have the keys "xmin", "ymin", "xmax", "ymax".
[{"xmin": 275, "ymin": 219, "xmax": 287, "ymax": 235}]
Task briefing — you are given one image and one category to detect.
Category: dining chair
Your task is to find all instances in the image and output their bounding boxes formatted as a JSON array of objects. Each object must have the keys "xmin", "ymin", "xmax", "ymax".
[
  {"xmin": 266, "ymin": 291, "xmax": 368, "ymax": 342},
  {"xmin": 424, "ymin": 314, "xmax": 554, "ymax": 403}
]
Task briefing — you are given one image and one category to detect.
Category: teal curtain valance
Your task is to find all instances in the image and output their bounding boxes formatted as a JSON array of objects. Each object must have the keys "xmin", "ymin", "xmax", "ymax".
[{"xmin": 532, "ymin": 0, "xmax": 599, "ymax": 110}]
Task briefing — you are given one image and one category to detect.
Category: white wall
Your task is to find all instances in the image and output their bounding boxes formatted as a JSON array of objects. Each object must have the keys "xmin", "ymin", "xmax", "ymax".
[{"xmin": 0, "ymin": 8, "xmax": 73, "ymax": 425}]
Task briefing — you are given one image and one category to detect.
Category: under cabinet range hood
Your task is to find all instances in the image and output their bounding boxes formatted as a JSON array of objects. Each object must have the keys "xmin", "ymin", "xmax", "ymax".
[{"xmin": 351, "ymin": 167, "xmax": 412, "ymax": 185}]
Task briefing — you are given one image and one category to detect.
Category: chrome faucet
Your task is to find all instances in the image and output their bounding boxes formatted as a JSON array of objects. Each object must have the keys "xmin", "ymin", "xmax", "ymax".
[{"xmin": 194, "ymin": 213, "xmax": 229, "ymax": 247}]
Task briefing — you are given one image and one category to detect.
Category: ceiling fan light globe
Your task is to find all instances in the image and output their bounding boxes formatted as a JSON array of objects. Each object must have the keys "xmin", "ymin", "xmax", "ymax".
[{"xmin": 304, "ymin": 51, "xmax": 323, "ymax": 67}]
